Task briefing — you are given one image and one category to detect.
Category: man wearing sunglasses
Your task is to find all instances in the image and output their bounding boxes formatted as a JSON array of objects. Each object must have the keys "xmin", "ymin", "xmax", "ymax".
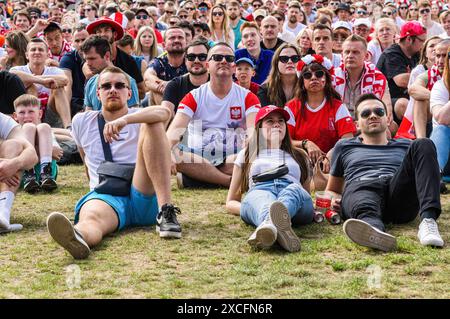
[
  {"xmin": 167, "ymin": 43, "xmax": 261, "ymax": 188},
  {"xmin": 235, "ymin": 22, "xmax": 274, "ymax": 85},
  {"xmin": 326, "ymin": 93, "xmax": 444, "ymax": 251},
  {"xmin": 418, "ymin": 0, "xmax": 445, "ymax": 37},
  {"xmin": 47, "ymin": 66, "xmax": 182, "ymax": 259},
  {"xmin": 162, "ymin": 39, "xmax": 210, "ymax": 122},
  {"xmin": 377, "ymin": 21, "xmax": 426, "ymax": 124}
]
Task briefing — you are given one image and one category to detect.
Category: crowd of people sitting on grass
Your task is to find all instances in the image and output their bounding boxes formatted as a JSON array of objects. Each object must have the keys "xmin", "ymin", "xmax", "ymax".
[{"xmin": 0, "ymin": 0, "xmax": 448, "ymax": 259}]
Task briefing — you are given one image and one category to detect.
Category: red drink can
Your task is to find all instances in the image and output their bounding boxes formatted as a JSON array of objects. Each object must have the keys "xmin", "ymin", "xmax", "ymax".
[{"xmin": 325, "ymin": 209, "xmax": 341, "ymax": 225}]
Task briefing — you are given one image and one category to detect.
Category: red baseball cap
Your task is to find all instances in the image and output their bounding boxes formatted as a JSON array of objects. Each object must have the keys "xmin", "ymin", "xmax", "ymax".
[
  {"xmin": 87, "ymin": 17, "xmax": 124, "ymax": 41},
  {"xmin": 255, "ymin": 106, "xmax": 290, "ymax": 125},
  {"xmin": 399, "ymin": 21, "xmax": 426, "ymax": 39}
]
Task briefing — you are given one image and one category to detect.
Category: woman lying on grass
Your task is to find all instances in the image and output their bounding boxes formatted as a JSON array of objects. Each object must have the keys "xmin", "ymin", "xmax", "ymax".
[{"xmin": 226, "ymin": 106, "xmax": 314, "ymax": 252}]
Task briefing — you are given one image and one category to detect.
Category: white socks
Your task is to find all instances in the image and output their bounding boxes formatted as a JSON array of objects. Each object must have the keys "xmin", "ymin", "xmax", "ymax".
[
  {"xmin": 0, "ymin": 191, "xmax": 15, "ymax": 229},
  {"xmin": 40, "ymin": 157, "xmax": 52, "ymax": 173}
]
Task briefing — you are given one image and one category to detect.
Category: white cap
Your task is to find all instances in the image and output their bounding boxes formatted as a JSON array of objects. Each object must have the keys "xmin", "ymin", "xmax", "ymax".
[
  {"xmin": 353, "ymin": 18, "xmax": 372, "ymax": 28},
  {"xmin": 332, "ymin": 21, "xmax": 353, "ymax": 32}
]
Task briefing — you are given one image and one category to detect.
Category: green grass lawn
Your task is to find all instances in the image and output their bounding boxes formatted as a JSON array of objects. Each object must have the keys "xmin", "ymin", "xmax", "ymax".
[{"xmin": 1, "ymin": 164, "xmax": 449, "ymax": 298}]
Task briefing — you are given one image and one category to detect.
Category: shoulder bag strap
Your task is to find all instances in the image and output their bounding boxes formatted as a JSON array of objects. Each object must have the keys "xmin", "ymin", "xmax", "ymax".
[{"xmin": 97, "ymin": 113, "xmax": 113, "ymax": 162}]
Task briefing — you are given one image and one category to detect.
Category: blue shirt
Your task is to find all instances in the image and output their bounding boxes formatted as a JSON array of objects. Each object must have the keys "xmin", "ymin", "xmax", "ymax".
[
  {"xmin": 83, "ymin": 74, "xmax": 139, "ymax": 111},
  {"xmin": 235, "ymin": 48, "xmax": 274, "ymax": 85}
]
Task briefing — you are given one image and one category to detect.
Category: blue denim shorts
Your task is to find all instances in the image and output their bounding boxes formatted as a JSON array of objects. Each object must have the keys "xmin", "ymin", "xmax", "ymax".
[{"xmin": 74, "ymin": 186, "xmax": 159, "ymax": 231}]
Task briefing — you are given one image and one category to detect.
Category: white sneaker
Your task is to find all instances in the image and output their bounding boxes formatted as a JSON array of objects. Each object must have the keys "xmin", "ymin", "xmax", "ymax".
[
  {"xmin": 47, "ymin": 212, "xmax": 91, "ymax": 259},
  {"xmin": 418, "ymin": 218, "xmax": 444, "ymax": 247},
  {"xmin": 343, "ymin": 219, "xmax": 397, "ymax": 252},
  {"xmin": 0, "ymin": 215, "xmax": 9, "ymax": 230},
  {"xmin": 269, "ymin": 201, "xmax": 301, "ymax": 252},
  {"xmin": 247, "ymin": 219, "xmax": 277, "ymax": 249},
  {"xmin": 0, "ymin": 223, "xmax": 23, "ymax": 234}
]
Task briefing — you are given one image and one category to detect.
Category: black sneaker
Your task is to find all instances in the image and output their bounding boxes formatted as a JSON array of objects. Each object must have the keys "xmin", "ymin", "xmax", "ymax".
[
  {"xmin": 23, "ymin": 169, "xmax": 40, "ymax": 193},
  {"xmin": 40, "ymin": 163, "xmax": 57, "ymax": 192},
  {"xmin": 156, "ymin": 204, "xmax": 182, "ymax": 239}
]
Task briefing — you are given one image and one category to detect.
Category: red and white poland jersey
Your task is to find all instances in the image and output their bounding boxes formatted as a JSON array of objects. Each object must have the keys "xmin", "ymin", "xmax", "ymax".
[
  {"xmin": 178, "ymin": 82, "xmax": 261, "ymax": 155},
  {"xmin": 285, "ymin": 98, "xmax": 356, "ymax": 153}
]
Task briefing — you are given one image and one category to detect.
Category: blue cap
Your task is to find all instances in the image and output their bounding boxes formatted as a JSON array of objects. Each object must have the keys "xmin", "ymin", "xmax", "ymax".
[{"xmin": 236, "ymin": 57, "xmax": 255, "ymax": 68}]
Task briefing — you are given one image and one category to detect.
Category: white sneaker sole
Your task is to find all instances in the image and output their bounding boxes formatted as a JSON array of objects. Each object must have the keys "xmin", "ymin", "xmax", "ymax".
[
  {"xmin": 248, "ymin": 226, "xmax": 277, "ymax": 249},
  {"xmin": 343, "ymin": 219, "xmax": 397, "ymax": 252},
  {"xmin": 47, "ymin": 212, "xmax": 90, "ymax": 259},
  {"xmin": 0, "ymin": 224, "xmax": 23, "ymax": 234},
  {"xmin": 270, "ymin": 201, "xmax": 301, "ymax": 252},
  {"xmin": 156, "ymin": 225, "xmax": 182, "ymax": 239}
]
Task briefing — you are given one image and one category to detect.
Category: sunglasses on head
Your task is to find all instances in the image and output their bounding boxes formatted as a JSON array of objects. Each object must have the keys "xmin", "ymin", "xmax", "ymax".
[
  {"xmin": 186, "ymin": 53, "xmax": 208, "ymax": 61},
  {"xmin": 209, "ymin": 54, "xmax": 235, "ymax": 63},
  {"xmin": 136, "ymin": 14, "xmax": 149, "ymax": 20},
  {"xmin": 62, "ymin": 28, "xmax": 72, "ymax": 33},
  {"xmin": 359, "ymin": 107, "xmax": 385, "ymax": 119},
  {"xmin": 302, "ymin": 70, "xmax": 325, "ymax": 79},
  {"xmin": 279, "ymin": 55, "xmax": 300, "ymax": 63},
  {"xmin": 99, "ymin": 82, "xmax": 128, "ymax": 91},
  {"xmin": 419, "ymin": 8, "xmax": 430, "ymax": 14}
]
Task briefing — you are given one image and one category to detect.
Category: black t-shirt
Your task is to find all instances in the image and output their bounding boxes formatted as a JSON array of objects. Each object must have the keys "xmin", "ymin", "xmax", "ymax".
[
  {"xmin": 330, "ymin": 137, "xmax": 412, "ymax": 184},
  {"xmin": 260, "ymin": 38, "xmax": 286, "ymax": 52},
  {"xmin": 163, "ymin": 74, "xmax": 200, "ymax": 113},
  {"xmin": 376, "ymin": 44, "xmax": 419, "ymax": 99},
  {"xmin": 257, "ymin": 83, "xmax": 288, "ymax": 107},
  {"xmin": 0, "ymin": 71, "xmax": 26, "ymax": 115},
  {"xmin": 113, "ymin": 47, "xmax": 143, "ymax": 84},
  {"xmin": 59, "ymin": 50, "xmax": 85, "ymax": 100}
]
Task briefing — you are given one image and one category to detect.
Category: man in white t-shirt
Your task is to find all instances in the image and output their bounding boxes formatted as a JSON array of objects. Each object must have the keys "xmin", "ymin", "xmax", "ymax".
[
  {"xmin": 0, "ymin": 113, "xmax": 38, "ymax": 233},
  {"xmin": 46, "ymin": 66, "xmax": 182, "ymax": 260},
  {"xmin": 283, "ymin": 1, "xmax": 306, "ymax": 35},
  {"xmin": 167, "ymin": 42, "xmax": 261, "ymax": 188},
  {"xmin": 10, "ymin": 38, "xmax": 72, "ymax": 130}
]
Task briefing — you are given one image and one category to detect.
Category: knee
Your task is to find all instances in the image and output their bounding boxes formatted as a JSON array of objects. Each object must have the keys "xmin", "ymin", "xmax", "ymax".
[
  {"xmin": 36, "ymin": 123, "xmax": 52, "ymax": 134},
  {"xmin": 0, "ymin": 139, "xmax": 23, "ymax": 158},
  {"xmin": 412, "ymin": 138, "xmax": 437, "ymax": 156},
  {"xmin": 22, "ymin": 122, "xmax": 37, "ymax": 133}
]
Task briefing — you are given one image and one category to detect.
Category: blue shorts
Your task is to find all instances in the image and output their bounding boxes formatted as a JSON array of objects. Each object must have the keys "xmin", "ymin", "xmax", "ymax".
[{"xmin": 74, "ymin": 186, "xmax": 159, "ymax": 231}]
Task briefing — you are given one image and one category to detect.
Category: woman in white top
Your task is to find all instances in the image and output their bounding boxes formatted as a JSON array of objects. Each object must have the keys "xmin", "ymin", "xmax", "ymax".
[
  {"xmin": 367, "ymin": 18, "xmax": 397, "ymax": 66},
  {"xmin": 226, "ymin": 106, "xmax": 314, "ymax": 252},
  {"xmin": 79, "ymin": 3, "xmax": 97, "ymax": 26},
  {"xmin": 208, "ymin": 4, "xmax": 235, "ymax": 50}
]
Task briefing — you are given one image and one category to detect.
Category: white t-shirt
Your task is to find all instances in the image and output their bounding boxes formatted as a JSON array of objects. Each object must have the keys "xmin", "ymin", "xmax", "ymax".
[
  {"xmin": 235, "ymin": 148, "xmax": 301, "ymax": 189},
  {"xmin": 10, "ymin": 65, "xmax": 64, "ymax": 107},
  {"xmin": 425, "ymin": 21, "xmax": 445, "ymax": 38},
  {"xmin": 430, "ymin": 79, "xmax": 450, "ymax": 127},
  {"xmin": 284, "ymin": 22, "xmax": 306, "ymax": 35},
  {"xmin": 178, "ymin": 82, "xmax": 260, "ymax": 156},
  {"xmin": 405, "ymin": 64, "xmax": 427, "ymax": 116},
  {"xmin": 367, "ymin": 40, "xmax": 383, "ymax": 66},
  {"xmin": 332, "ymin": 53, "xmax": 342, "ymax": 69},
  {"xmin": 71, "ymin": 109, "xmax": 141, "ymax": 190},
  {"xmin": 278, "ymin": 30, "xmax": 297, "ymax": 44},
  {"xmin": 0, "ymin": 112, "xmax": 18, "ymax": 139},
  {"xmin": 396, "ymin": 16, "xmax": 405, "ymax": 29}
]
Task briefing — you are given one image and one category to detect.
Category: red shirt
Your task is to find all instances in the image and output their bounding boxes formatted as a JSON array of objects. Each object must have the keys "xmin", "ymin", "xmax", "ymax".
[
  {"xmin": 286, "ymin": 98, "xmax": 356, "ymax": 153},
  {"xmin": 235, "ymin": 81, "xmax": 260, "ymax": 95}
]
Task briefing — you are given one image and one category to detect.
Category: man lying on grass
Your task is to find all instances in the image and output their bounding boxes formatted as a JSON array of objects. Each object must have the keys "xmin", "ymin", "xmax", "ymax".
[
  {"xmin": 326, "ymin": 93, "xmax": 444, "ymax": 251},
  {"xmin": 46, "ymin": 66, "xmax": 182, "ymax": 260}
]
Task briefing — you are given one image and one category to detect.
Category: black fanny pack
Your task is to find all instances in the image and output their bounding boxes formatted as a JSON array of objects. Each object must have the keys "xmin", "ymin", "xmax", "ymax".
[
  {"xmin": 93, "ymin": 113, "xmax": 135, "ymax": 196},
  {"xmin": 252, "ymin": 164, "xmax": 289, "ymax": 183}
]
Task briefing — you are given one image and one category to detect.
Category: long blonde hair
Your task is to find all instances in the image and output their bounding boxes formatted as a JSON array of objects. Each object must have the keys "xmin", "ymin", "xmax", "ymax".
[
  {"xmin": 134, "ymin": 26, "xmax": 158, "ymax": 59},
  {"xmin": 208, "ymin": 4, "xmax": 232, "ymax": 45},
  {"xmin": 240, "ymin": 120, "xmax": 310, "ymax": 193}
]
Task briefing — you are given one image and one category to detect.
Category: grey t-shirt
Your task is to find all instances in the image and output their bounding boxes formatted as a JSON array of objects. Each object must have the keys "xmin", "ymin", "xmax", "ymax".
[{"xmin": 331, "ymin": 137, "xmax": 412, "ymax": 184}]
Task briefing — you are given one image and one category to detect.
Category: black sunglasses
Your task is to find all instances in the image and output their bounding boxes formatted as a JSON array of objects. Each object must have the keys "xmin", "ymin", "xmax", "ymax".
[
  {"xmin": 382, "ymin": 11, "xmax": 393, "ymax": 16},
  {"xmin": 179, "ymin": 14, "xmax": 188, "ymax": 19},
  {"xmin": 209, "ymin": 54, "xmax": 235, "ymax": 63},
  {"xmin": 62, "ymin": 28, "xmax": 72, "ymax": 33},
  {"xmin": 399, "ymin": 6, "xmax": 409, "ymax": 9},
  {"xmin": 136, "ymin": 15, "xmax": 149, "ymax": 20},
  {"xmin": 186, "ymin": 53, "xmax": 208, "ymax": 61},
  {"xmin": 302, "ymin": 70, "xmax": 325, "ymax": 80},
  {"xmin": 99, "ymin": 82, "xmax": 128, "ymax": 91},
  {"xmin": 419, "ymin": 8, "xmax": 430, "ymax": 14},
  {"xmin": 360, "ymin": 107, "xmax": 386, "ymax": 119},
  {"xmin": 212, "ymin": 11, "xmax": 224, "ymax": 16},
  {"xmin": 185, "ymin": 7, "xmax": 195, "ymax": 11},
  {"xmin": 279, "ymin": 55, "xmax": 300, "ymax": 63}
]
